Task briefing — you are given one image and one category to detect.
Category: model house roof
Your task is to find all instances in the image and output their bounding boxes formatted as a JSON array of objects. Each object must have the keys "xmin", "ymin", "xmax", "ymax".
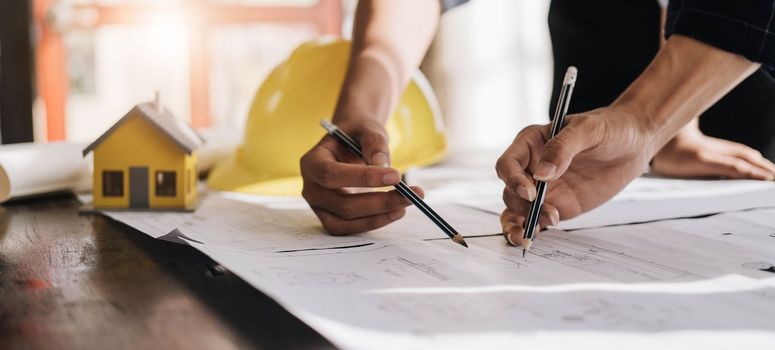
[{"xmin": 82, "ymin": 102, "xmax": 205, "ymax": 156}]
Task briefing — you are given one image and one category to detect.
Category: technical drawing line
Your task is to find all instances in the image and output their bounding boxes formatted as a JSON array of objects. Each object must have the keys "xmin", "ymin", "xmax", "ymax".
[
  {"xmin": 458, "ymin": 203, "xmax": 775, "ymax": 231},
  {"xmin": 423, "ymin": 233, "xmax": 503, "ymax": 241},
  {"xmin": 275, "ymin": 242, "xmax": 375, "ymax": 253},
  {"xmin": 563, "ymin": 206, "xmax": 775, "ymax": 231},
  {"xmin": 559, "ymin": 238, "xmax": 688, "ymax": 272},
  {"xmin": 379, "ymin": 257, "xmax": 451, "ymax": 281}
]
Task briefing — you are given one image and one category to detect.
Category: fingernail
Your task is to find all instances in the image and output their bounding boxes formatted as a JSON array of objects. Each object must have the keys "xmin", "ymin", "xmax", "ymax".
[
  {"xmin": 382, "ymin": 171, "xmax": 400, "ymax": 185},
  {"xmin": 507, "ymin": 233, "xmax": 523, "ymax": 246},
  {"xmin": 505, "ymin": 232, "xmax": 516, "ymax": 246},
  {"xmin": 768, "ymin": 174, "xmax": 775, "ymax": 181},
  {"xmin": 372, "ymin": 152, "xmax": 389, "ymax": 168},
  {"xmin": 517, "ymin": 185, "xmax": 530, "ymax": 200},
  {"xmin": 534, "ymin": 162, "xmax": 557, "ymax": 180},
  {"xmin": 504, "ymin": 226, "xmax": 523, "ymax": 246},
  {"xmin": 550, "ymin": 212, "xmax": 560, "ymax": 226}
]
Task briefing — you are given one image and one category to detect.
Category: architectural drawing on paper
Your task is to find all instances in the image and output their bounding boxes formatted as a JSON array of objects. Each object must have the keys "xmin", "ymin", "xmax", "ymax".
[
  {"xmin": 272, "ymin": 267, "xmax": 363, "ymax": 286},
  {"xmin": 530, "ymin": 237, "xmax": 691, "ymax": 282},
  {"xmin": 378, "ymin": 257, "xmax": 452, "ymax": 281}
]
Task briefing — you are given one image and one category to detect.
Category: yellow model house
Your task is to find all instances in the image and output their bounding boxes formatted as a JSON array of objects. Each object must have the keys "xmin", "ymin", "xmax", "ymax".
[{"xmin": 83, "ymin": 97, "xmax": 204, "ymax": 210}]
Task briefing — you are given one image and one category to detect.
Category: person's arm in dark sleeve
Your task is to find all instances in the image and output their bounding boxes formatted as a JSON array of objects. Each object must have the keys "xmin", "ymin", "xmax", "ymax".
[{"xmin": 666, "ymin": 0, "xmax": 775, "ymax": 76}]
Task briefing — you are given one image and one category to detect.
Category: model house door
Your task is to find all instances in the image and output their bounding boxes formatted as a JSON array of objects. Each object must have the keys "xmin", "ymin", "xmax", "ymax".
[{"xmin": 129, "ymin": 167, "xmax": 149, "ymax": 208}]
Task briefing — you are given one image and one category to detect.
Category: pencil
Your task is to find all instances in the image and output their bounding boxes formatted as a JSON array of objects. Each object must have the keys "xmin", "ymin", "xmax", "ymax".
[
  {"xmin": 522, "ymin": 66, "xmax": 577, "ymax": 257},
  {"xmin": 320, "ymin": 120, "xmax": 468, "ymax": 248}
]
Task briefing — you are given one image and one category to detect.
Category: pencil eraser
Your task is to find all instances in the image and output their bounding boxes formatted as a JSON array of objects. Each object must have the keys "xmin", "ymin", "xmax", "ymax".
[{"xmin": 564, "ymin": 66, "xmax": 577, "ymax": 85}]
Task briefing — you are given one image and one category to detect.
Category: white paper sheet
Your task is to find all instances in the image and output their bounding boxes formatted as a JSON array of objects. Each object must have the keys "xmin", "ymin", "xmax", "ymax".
[
  {"xmin": 440, "ymin": 176, "xmax": 775, "ymax": 230},
  {"xmin": 104, "ymin": 193, "xmax": 502, "ymax": 248},
  {"xmin": 102, "ymin": 191, "xmax": 775, "ymax": 350}
]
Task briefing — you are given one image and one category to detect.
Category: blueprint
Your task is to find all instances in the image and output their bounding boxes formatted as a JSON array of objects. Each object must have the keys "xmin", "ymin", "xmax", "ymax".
[
  {"xmin": 102, "ymin": 178, "xmax": 775, "ymax": 350},
  {"xmin": 412, "ymin": 170, "xmax": 775, "ymax": 229}
]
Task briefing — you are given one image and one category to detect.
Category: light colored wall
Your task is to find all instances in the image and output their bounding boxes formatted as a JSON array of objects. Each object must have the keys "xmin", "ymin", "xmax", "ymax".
[
  {"xmin": 60, "ymin": 5, "xmax": 318, "ymax": 143},
  {"xmin": 421, "ymin": 0, "xmax": 553, "ymax": 157}
]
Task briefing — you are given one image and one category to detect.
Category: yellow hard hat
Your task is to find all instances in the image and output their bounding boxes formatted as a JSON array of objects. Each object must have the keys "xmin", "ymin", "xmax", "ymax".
[{"xmin": 207, "ymin": 38, "xmax": 446, "ymax": 196}]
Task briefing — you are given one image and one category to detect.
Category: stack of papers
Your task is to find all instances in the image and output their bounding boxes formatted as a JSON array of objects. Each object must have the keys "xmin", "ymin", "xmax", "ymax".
[{"xmin": 101, "ymin": 177, "xmax": 775, "ymax": 349}]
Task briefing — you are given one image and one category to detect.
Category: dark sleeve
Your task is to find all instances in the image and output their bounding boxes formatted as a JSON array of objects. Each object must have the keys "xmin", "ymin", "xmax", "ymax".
[
  {"xmin": 665, "ymin": 0, "xmax": 775, "ymax": 76},
  {"xmin": 440, "ymin": 0, "xmax": 469, "ymax": 13}
]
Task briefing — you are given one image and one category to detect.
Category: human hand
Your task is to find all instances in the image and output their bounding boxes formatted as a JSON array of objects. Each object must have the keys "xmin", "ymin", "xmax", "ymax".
[
  {"xmin": 301, "ymin": 119, "xmax": 422, "ymax": 235},
  {"xmin": 496, "ymin": 106, "xmax": 654, "ymax": 246},
  {"xmin": 496, "ymin": 34, "xmax": 761, "ymax": 246},
  {"xmin": 651, "ymin": 120, "xmax": 775, "ymax": 180}
]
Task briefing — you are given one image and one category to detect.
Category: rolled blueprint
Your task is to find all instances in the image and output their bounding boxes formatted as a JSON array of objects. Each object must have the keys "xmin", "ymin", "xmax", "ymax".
[{"xmin": 0, "ymin": 142, "xmax": 91, "ymax": 202}]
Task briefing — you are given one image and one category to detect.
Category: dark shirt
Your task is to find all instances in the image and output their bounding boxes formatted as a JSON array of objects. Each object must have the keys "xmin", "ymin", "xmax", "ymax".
[
  {"xmin": 549, "ymin": 0, "xmax": 775, "ymax": 160},
  {"xmin": 445, "ymin": 0, "xmax": 775, "ymax": 73},
  {"xmin": 666, "ymin": 0, "xmax": 775, "ymax": 76}
]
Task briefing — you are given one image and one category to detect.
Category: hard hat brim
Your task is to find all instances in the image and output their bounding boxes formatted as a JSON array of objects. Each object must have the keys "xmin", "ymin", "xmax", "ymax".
[{"xmin": 207, "ymin": 153, "xmax": 304, "ymax": 196}]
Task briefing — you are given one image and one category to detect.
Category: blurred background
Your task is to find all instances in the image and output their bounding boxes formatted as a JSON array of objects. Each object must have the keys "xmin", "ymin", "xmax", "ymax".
[{"xmin": 0, "ymin": 0, "xmax": 552, "ymax": 154}]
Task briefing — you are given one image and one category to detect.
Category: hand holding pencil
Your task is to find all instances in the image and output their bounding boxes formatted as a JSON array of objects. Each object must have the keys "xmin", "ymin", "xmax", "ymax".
[
  {"xmin": 519, "ymin": 67, "xmax": 577, "ymax": 256},
  {"xmin": 496, "ymin": 67, "xmax": 657, "ymax": 250},
  {"xmin": 320, "ymin": 120, "xmax": 469, "ymax": 247},
  {"xmin": 300, "ymin": 119, "xmax": 421, "ymax": 235}
]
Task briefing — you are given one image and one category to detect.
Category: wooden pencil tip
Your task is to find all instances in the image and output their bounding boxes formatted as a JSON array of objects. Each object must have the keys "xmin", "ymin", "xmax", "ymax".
[{"xmin": 452, "ymin": 234, "xmax": 468, "ymax": 248}]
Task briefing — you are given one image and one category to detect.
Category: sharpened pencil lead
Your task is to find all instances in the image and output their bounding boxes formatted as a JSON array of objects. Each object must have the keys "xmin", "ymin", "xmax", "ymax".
[
  {"xmin": 522, "ymin": 249, "xmax": 526, "ymax": 258},
  {"xmin": 452, "ymin": 234, "xmax": 468, "ymax": 248}
]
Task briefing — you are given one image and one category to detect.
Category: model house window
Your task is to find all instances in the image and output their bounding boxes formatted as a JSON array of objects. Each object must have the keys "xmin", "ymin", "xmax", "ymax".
[
  {"xmin": 102, "ymin": 171, "xmax": 123, "ymax": 197},
  {"xmin": 156, "ymin": 171, "xmax": 176, "ymax": 197}
]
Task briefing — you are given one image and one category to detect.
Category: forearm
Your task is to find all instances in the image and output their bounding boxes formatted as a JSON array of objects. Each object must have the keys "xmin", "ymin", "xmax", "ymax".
[
  {"xmin": 334, "ymin": 0, "xmax": 439, "ymax": 125},
  {"xmin": 613, "ymin": 34, "xmax": 759, "ymax": 157}
]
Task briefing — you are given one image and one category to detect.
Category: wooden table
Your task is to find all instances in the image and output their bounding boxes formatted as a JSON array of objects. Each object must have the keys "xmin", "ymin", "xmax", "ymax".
[{"xmin": 0, "ymin": 195, "xmax": 333, "ymax": 350}]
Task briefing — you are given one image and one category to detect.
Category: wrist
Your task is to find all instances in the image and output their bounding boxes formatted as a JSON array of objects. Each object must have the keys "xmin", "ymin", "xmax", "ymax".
[
  {"xmin": 607, "ymin": 99, "xmax": 664, "ymax": 159},
  {"xmin": 332, "ymin": 109, "xmax": 380, "ymax": 127},
  {"xmin": 609, "ymin": 48, "xmax": 685, "ymax": 154},
  {"xmin": 672, "ymin": 118, "xmax": 703, "ymax": 140},
  {"xmin": 611, "ymin": 35, "xmax": 758, "ymax": 157},
  {"xmin": 333, "ymin": 50, "xmax": 400, "ymax": 126}
]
